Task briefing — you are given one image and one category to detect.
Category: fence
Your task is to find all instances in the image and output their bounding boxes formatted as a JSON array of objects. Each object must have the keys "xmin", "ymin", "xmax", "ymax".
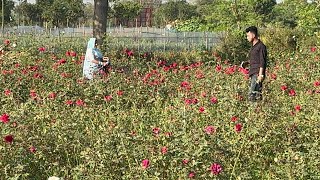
[{"xmin": 2, "ymin": 26, "xmax": 223, "ymax": 52}]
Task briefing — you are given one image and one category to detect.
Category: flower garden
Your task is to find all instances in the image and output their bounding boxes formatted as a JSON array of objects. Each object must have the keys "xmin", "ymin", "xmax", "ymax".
[{"xmin": 0, "ymin": 35, "xmax": 320, "ymax": 179}]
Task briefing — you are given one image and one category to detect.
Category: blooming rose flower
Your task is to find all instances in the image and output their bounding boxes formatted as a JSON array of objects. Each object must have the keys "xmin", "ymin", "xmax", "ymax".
[
  {"xmin": 235, "ymin": 123, "xmax": 242, "ymax": 133},
  {"xmin": 152, "ymin": 127, "xmax": 160, "ymax": 135},
  {"xmin": 141, "ymin": 159, "xmax": 150, "ymax": 169},
  {"xmin": 4, "ymin": 89, "xmax": 11, "ymax": 96},
  {"xmin": 164, "ymin": 132, "xmax": 172, "ymax": 137},
  {"xmin": 4, "ymin": 39, "xmax": 10, "ymax": 45},
  {"xmin": 204, "ymin": 125, "xmax": 216, "ymax": 135},
  {"xmin": 210, "ymin": 97, "xmax": 218, "ymax": 104},
  {"xmin": 48, "ymin": 92, "xmax": 57, "ymax": 100},
  {"xmin": 117, "ymin": 90, "xmax": 123, "ymax": 96},
  {"xmin": 281, "ymin": 85, "xmax": 288, "ymax": 91},
  {"xmin": 161, "ymin": 146, "xmax": 168, "ymax": 154},
  {"xmin": 4, "ymin": 135, "xmax": 14, "ymax": 143},
  {"xmin": 289, "ymin": 89, "xmax": 296, "ymax": 96},
  {"xmin": 199, "ymin": 106, "xmax": 205, "ymax": 113},
  {"xmin": 0, "ymin": 113, "xmax": 10, "ymax": 123},
  {"xmin": 210, "ymin": 163, "xmax": 222, "ymax": 175},
  {"xmin": 295, "ymin": 105, "xmax": 301, "ymax": 112},
  {"xmin": 76, "ymin": 99, "xmax": 85, "ymax": 106},
  {"xmin": 182, "ymin": 159, "xmax": 189, "ymax": 165},
  {"xmin": 65, "ymin": 100, "xmax": 73, "ymax": 105},
  {"xmin": 104, "ymin": 95, "xmax": 113, "ymax": 101},
  {"xmin": 65, "ymin": 50, "xmax": 71, "ymax": 56},
  {"xmin": 215, "ymin": 65, "xmax": 222, "ymax": 72},
  {"xmin": 231, "ymin": 116, "xmax": 238, "ymax": 122},
  {"xmin": 38, "ymin": 47, "xmax": 46, "ymax": 52},
  {"xmin": 181, "ymin": 81, "xmax": 190, "ymax": 88},
  {"xmin": 188, "ymin": 171, "xmax": 195, "ymax": 178},
  {"xmin": 29, "ymin": 146, "xmax": 37, "ymax": 153}
]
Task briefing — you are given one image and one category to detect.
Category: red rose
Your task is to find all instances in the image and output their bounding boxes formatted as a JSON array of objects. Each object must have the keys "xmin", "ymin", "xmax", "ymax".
[
  {"xmin": 4, "ymin": 135, "xmax": 14, "ymax": 143},
  {"xmin": 0, "ymin": 113, "xmax": 10, "ymax": 123}
]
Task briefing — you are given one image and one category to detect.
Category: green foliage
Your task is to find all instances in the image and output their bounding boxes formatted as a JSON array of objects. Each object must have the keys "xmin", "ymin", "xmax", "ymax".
[
  {"xmin": 0, "ymin": 0, "xmax": 15, "ymax": 24},
  {"xmin": 112, "ymin": 1, "xmax": 142, "ymax": 25},
  {"xmin": 201, "ymin": 1, "xmax": 237, "ymax": 31},
  {"xmin": 14, "ymin": 2, "xmax": 42, "ymax": 25},
  {"xmin": 213, "ymin": 29, "xmax": 250, "ymax": 64},
  {"xmin": 260, "ymin": 25, "xmax": 297, "ymax": 55},
  {"xmin": 153, "ymin": 0, "xmax": 199, "ymax": 27},
  {"xmin": 14, "ymin": 0, "xmax": 85, "ymax": 27},
  {"xmin": 294, "ymin": 30, "xmax": 320, "ymax": 51},
  {"xmin": 295, "ymin": 2, "xmax": 320, "ymax": 35},
  {"xmin": 253, "ymin": 0, "xmax": 277, "ymax": 15},
  {"xmin": 174, "ymin": 18, "xmax": 207, "ymax": 32},
  {"xmin": 82, "ymin": 3, "xmax": 94, "ymax": 26},
  {"xmin": 42, "ymin": 0, "xmax": 84, "ymax": 27},
  {"xmin": 191, "ymin": 0, "xmax": 267, "ymax": 31}
]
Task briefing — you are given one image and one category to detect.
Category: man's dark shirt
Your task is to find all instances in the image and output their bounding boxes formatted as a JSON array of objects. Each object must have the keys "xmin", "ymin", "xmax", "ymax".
[{"xmin": 249, "ymin": 40, "xmax": 267, "ymax": 77}]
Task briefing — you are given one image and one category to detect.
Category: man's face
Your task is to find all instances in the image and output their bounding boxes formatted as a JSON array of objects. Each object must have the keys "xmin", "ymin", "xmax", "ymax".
[{"xmin": 246, "ymin": 31, "xmax": 255, "ymax": 43}]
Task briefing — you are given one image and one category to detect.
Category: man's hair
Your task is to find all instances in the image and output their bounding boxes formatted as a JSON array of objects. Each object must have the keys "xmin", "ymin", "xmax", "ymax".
[{"xmin": 246, "ymin": 26, "xmax": 258, "ymax": 37}]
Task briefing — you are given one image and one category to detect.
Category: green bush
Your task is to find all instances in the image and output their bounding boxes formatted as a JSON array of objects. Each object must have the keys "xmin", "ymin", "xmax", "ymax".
[
  {"xmin": 260, "ymin": 26, "xmax": 297, "ymax": 54},
  {"xmin": 213, "ymin": 30, "xmax": 250, "ymax": 65}
]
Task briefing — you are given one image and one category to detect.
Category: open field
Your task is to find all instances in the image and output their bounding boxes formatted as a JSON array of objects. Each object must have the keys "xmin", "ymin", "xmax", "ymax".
[{"xmin": 0, "ymin": 36, "xmax": 319, "ymax": 179}]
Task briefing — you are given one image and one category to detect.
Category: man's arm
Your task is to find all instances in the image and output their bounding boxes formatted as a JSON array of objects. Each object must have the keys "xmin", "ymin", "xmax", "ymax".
[
  {"xmin": 259, "ymin": 45, "xmax": 267, "ymax": 75},
  {"xmin": 257, "ymin": 45, "xmax": 267, "ymax": 81},
  {"xmin": 259, "ymin": 67, "xmax": 264, "ymax": 76}
]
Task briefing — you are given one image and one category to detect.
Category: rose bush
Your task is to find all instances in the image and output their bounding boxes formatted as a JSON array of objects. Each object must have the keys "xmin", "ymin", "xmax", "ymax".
[{"xmin": 0, "ymin": 36, "xmax": 319, "ymax": 179}]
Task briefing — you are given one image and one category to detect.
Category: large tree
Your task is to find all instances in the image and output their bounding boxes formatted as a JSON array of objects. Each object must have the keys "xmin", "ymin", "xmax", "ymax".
[{"xmin": 93, "ymin": 0, "xmax": 108, "ymax": 44}]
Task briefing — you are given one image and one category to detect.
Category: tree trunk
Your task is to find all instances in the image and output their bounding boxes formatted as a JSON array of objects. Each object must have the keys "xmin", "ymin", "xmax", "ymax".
[{"xmin": 93, "ymin": 0, "xmax": 108, "ymax": 44}]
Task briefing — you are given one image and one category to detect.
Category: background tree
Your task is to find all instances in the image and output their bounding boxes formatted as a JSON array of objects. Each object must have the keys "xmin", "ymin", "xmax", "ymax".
[
  {"xmin": 40, "ymin": 0, "xmax": 84, "ymax": 27},
  {"xmin": 252, "ymin": 0, "xmax": 277, "ymax": 18},
  {"xmin": 35, "ymin": 0, "xmax": 52, "ymax": 25},
  {"xmin": 14, "ymin": 1, "xmax": 42, "ymax": 26},
  {"xmin": 0, "ymin": 0, "xmax": 15, "ymax": 24},
  {"xmin": 112, "ymin": 0, "xmax": 142, "ymax": 26},
  {"xmin": 65, "ymin": 0, "xmax": 85, "ymax": 27},
  {"xmin": 153, "ymin": 0, "xmax": 198, "ymax": 27},
  {"xmin": 172, "ymin": 0, "xmax": 277, "ymax": 32},
  {"xmin": 295, "ymin": 1, "xmax": 320, "ymax": 35},
  {"xmin": 83, "ymin": 3, "xmax": 94, "ymax": 27},
  {"xmin": 270, "ymin": 0, "xmax": 303, "ymax": 28}
]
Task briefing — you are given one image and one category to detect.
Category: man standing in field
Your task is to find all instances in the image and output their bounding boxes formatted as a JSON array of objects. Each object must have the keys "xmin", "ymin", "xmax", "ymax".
[{"xmin": 245, "ymin": 26, "xmax": 267, "ymax": 101}]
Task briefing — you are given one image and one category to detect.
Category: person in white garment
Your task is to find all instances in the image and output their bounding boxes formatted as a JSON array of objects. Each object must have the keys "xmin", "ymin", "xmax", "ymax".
[{"xmin": 83, "ymin": 38, "xmax": 110, "ymax": 80}]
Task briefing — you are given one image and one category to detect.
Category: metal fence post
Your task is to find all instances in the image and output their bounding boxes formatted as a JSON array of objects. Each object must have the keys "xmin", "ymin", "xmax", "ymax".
[
  {"xmin": 163, "ymin": 29, "xmax": 166, "ymax": 52},
  {"xmin": 205, "ymin": 32, "xmax": 208, "ymax": 50}
]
